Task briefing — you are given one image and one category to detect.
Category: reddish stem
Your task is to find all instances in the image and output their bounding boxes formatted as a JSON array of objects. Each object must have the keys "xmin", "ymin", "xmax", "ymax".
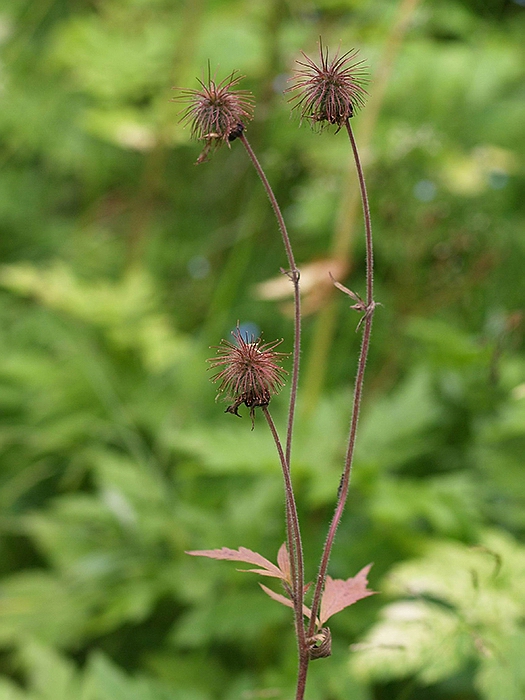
[
  {"xmin": 240, "ymin": 133, "xmax": 309, "ymax": 699},
  {"xmin": 308, "ymin": 119, "xmax": 375, "ymax": 637},
  {"xmin": 239, "ymin": 133, "xmax": 301, "ymax": 470},
  {"xmin": 262, "ymin": 408, "xmax": 307, "ymax": 662},
  {"xmin": 240, "ymin": 131, "xmax": 304, "ymax": 618}
]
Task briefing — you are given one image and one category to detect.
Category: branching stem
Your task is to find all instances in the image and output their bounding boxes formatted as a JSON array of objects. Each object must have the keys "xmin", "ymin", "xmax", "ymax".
[
  {"xmin": 240, "ymin": 134, "xmax": 307, "ymax": 677},
  {"xmin": 241, "ymin": 119, "xmax": 374, "ymax": 700}
]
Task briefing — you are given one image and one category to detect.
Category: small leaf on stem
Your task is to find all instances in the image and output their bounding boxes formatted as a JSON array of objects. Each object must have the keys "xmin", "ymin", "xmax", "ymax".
[
  {"xmin": 186, "ymin": 544, "xmax": 293, "ymax": 581},
  {"xmin": 259, "ymin": 584, "xmax": 316, "ymax": 622},
  {"xmin": 330, "ymin": 273, "xmax": 378, "ymax": 330},
  {"xmin": 319, "ymin": 564, "xmax": 375, "ymax": 626},
  {"xmin": 277, "ymin": 542, "xmax": 292, "ymax": 585}
]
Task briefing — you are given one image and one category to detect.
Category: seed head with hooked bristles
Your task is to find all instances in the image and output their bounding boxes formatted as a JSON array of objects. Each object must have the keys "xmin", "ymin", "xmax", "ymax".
[
  {"xmin": 288, "ymin": 39, "xmax": 368, "ymax": 129},
  {"xmin": 173, "ymin": 68, "xmax": 254, "ymax": 163},
  {"xmin": 208, "ymin": 327, "xmax": 288, "ymax": 428}
]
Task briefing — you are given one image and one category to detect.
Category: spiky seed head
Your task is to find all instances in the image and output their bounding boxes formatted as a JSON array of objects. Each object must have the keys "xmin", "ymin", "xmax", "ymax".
[
  {"xmin": 173, "ymin": 70, "xmax": 255, "ymax": 163},
  {"xmin": 208, "ymin": 327, "xmax": 287, "ymax": 425},
  {"xmin": 288, "ymin": 39, "xmax": 368, "ymax": 129}
]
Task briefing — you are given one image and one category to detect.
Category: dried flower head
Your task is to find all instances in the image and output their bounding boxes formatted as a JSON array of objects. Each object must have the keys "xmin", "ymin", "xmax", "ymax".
[
  {"xmin": 288, "ymin": 39, "xmax": 368, "ymax": 129},
  {"xmin": 208, "ymin": 327, "xmax": 288, "ymax": 427},
  {"xmin": 173, "ymin": 69, "xmax": 254, "ymax": 163}
]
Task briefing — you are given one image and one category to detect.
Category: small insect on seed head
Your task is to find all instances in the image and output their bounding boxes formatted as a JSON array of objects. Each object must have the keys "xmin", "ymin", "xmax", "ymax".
[
  {"xmin": 172, "ymin": 67, "xmax": 255, "ymax": 163},
  {"xmin": 287, "ymin": 38, "xmax": 369, "ymax": 130},
  {"xmin": 208, "ymin": 326, "xmax": 288, "ymax": 428}
]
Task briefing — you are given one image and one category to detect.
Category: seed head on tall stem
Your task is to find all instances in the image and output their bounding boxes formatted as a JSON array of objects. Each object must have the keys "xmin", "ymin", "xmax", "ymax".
[
  {"xmin": 173, "ymin": 69, "xmax": 254, "ymax": 163},
  {"xmin": 176, "ymin": 65, "xmax": 307, "ymax": 673},
  {"xmin": 208, "ymin": 327, "xmax": 288, "ymax": 427},
  {"xmin": 287, "ymin": 39, "xmax": 368, "ymax": 129},
  {"xmin": 287, "ymin": 42, "xmax": 376, "ymax": 699}
]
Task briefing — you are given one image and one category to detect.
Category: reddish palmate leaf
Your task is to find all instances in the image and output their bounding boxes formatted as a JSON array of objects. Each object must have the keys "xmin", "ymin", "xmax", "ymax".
[
  {"xmin": 319, "ymin": 564, "xmax": 375, "ymax": 626},
  {"xmin": 259, "ymin": 584, "xmax": 315, "ymax": 622},
  {"xmin": 186, "ymin": 546, "xmax": 284, "ymax": 579},
  {"xmin": 277, "ymin": 542, "xmax": 292, "ymax": 585}
]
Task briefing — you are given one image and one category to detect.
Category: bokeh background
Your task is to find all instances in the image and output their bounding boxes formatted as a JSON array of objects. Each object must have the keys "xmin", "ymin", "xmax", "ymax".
[{"xmin": 1, "ymin": 0, "xmax": 525, "ymax": 698}]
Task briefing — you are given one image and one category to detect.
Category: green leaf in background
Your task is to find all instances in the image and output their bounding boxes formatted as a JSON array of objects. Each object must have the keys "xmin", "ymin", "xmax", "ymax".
[
  {"xmin": 0, "ymin": 678, "xmax": 30, "ymax": 700},
  {"xmin": 49, "ymin": 13, "xmax": 180, "ymax": 102},
  {"xmin": 0, "ymin": 264, "xmax": 189, "ymax": 370},
  {"xmin": 369, "ymin": 472, "xmax": 481, "ymax": 538},
  {"xmin": 354, "ymin": 369, "xmax": 440, "ymax": 476},
  {"xmin": 351, "ymin": 530, "xmax": 525, "ymax": 697},
  {"xmin": 475, "ymin": 630, "xmax": 525, "ymax": 700},
  {"xmin": 16, "ymin": 643, "xmax": 79, "ymax": 700},
  {"xmin": 0, "ymin": 572, "xmax": 87, "ymax": 647},
  {"xmin": 0, "ymin": 0, "xmax": 524, "ymax": 697},
  {"xmin": 0, "ymin": 644, "xmax": 207, "ymax": 700}
]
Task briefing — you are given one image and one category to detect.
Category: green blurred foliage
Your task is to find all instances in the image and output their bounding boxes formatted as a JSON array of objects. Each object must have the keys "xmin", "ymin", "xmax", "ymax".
[{"xmin": 0, "ymin": 0, "xmax": 524, "ymax": 698}]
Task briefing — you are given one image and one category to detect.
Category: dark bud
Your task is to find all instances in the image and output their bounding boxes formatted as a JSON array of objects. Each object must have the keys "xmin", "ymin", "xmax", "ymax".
[{"xmin": 228, "ymin": 122, "xmax": 245, "ymax": 142}]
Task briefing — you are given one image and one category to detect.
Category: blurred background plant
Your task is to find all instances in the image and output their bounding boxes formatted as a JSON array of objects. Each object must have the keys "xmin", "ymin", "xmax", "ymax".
[{"xmin": 0, "ymin": 0, "xmax": 524, "ymax": 698}]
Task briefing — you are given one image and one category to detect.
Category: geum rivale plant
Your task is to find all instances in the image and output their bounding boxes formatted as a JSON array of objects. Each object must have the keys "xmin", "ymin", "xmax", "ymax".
[{"xmin": 174, "ymin": 41, "xmax": 377, "ymax": 700}]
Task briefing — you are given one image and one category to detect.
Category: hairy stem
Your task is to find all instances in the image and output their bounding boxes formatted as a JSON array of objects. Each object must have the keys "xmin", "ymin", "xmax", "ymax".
[
  {"xmin": 240, "ymin": 133, "xmax": 310, "ymax": 699},
  {"xmin": 239, "ymin": 133, "xmax": 301, "ymax": 471},
  {"xmin": 308, "ymin": 119, "xmax": 375, "ymax": 636},
  {"xmin": 262, "ymin": 407, "xmax": 307, "ymax": 662},
  {"xmin": 239, "ymin": 131, "xmax": 304, "ymax": 627},
  {"xmin": 295, "ymin": 653, "xmax": 310, "ymax": 700}
]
